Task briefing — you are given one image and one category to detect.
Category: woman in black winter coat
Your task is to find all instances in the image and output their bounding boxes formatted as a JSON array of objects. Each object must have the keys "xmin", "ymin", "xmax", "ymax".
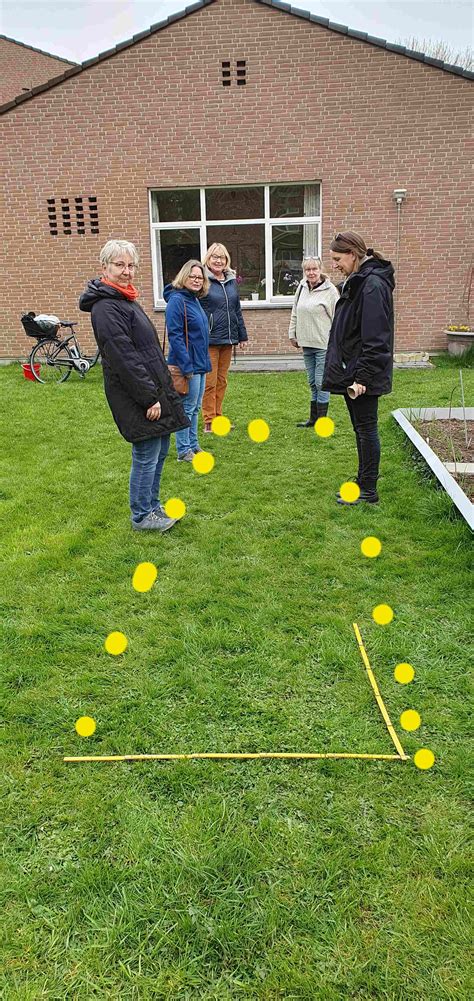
[
  {"xmin": 199, "ymin": 243, "xmax": 248, "ymax": 432},
  {"xmin": 79, "ymin": 240, "xmax": 189, "ymax": 531},
  {"xmin": 322, "ymin": 231, "xmax": 395, "ymax": 505}
]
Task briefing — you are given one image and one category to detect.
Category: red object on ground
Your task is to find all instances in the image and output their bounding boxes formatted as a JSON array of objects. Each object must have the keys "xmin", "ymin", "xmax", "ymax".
[{"xmin": 22, "ymin": 362, "xmax": 40, "ymax": 381}]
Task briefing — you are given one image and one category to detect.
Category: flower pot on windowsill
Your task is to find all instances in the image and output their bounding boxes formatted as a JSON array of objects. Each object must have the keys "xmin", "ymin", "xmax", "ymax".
[
  {"xmin": 251, "ymin": 292, "xmax": 260, "ymax": 301},
  {"xmin": 445, "ymin": 329, "xmax": 474, "ymax": 356}
]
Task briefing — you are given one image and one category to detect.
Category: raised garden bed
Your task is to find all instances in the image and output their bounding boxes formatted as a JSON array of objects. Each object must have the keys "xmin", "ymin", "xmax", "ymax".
[{"xmin": 392, "ymin": 407, "xmax": 474, "ymax": 530}]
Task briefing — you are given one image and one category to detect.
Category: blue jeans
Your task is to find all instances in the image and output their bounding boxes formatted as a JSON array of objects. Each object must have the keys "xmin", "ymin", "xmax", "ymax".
[
  {"xmin": 130, "ymin": 434, "xmax": 170, "ymax": 524},
  {"xmin": 302, "ymin": 347, "xmax": 330, "ymax": 404},
  {"xmin": 175, "ymin": 373, "xmax": 206, "ymax": 456}
]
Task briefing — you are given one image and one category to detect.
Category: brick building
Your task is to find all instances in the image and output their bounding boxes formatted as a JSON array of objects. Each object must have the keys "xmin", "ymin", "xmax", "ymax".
[
  {"xmin": 1, "ymin": 0, "xmax": 472, "ymax": 360},
  {"xmin": 0, "ymin": 35, "xmax": 75, "ymax": 106}
]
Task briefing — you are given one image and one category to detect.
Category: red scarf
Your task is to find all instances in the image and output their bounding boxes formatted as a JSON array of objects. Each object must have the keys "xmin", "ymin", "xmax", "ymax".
[{"xmin": 102, "ymin": 278, "xmax": 139, "ymax": 301}]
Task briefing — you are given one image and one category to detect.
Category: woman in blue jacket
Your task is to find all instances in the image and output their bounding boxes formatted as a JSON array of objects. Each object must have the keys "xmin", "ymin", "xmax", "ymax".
[
  {"xmin": 164, "ymin": 260, "xmax": 212, "ymax": 461},
  {"xmin": 199, "ymin": 243, "xmax": 248, "ymax": 432}
]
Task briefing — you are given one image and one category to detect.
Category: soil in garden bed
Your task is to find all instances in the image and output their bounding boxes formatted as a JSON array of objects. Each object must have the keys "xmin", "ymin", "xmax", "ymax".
[{"xmin": 415, "ymin": 418, "xmax": 474, "ymax": 501}]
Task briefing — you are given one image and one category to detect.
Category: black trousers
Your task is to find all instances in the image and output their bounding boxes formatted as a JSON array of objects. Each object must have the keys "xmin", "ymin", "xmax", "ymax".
[{"xmin": 344, "ymin": 393, "xmax": 380, "ymax": 494}]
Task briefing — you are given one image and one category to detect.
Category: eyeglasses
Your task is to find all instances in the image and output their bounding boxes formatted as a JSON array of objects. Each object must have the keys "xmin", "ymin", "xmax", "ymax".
[
  {"xmin": 189, "ymin": 275, "xmax": 204, "ymax": 282},
  {"xmin": 210, "ymin": 256, "xmax": 226, "ymax": 261},
  {"xmin": 110, "ymin": 261, "xmax": 136, "ymax": 270}
]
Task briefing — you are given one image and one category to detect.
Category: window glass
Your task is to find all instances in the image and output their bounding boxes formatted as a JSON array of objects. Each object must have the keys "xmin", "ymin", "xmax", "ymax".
[
  {"xmin": 270, "ymin": 184, "xmax": 320, "ymax": 219},
  {"xmin": 154, "ymin": 228, "xmax": 201, "ymax": 296},
  {"xmin": 272, "ymin": 224, "xmax": 321, "ymax": 295},
  {"xmin": 206, "ymin": 224, "xmax": 265, "ymax": 300},
  {"xmin": 206, "ymin": 186, "xmax": 264, "ymax": 220},
  {"xmin": 151, "ymin": 189, "xmax": 200, "ymax": 223}
]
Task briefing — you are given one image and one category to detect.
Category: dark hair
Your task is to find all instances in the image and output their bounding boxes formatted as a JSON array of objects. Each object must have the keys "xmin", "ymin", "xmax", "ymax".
[{"xmin": 330, "ymin": 231, "xmax": 384, "ymax": 261}]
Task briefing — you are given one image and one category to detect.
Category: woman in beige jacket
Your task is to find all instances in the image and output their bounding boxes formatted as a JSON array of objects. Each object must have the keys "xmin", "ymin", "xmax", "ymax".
[{"xmin": 289, "ymin": 256, "xmax": 339, "ymax": 427}]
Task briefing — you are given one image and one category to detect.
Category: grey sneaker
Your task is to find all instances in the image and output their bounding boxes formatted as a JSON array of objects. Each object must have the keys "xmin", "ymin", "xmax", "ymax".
[
  {"xmin": 177, "ymin": 449, "xmax": 194, "ymax": 462},
  {"xmin": 192, "ymin": 445, "xmax": 203, "ymax": 453},
  {"xmin": 153, "ymin": 503, "xmax": 166, "ymax": 516},
  {"xmin": 132, "ymin": 511, "xmax": 177, "ymax": 531}
]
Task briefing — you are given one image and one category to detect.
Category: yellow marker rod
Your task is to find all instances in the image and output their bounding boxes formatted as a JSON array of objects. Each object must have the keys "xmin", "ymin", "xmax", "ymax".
[
  {"xmin": 64, "ymin": 751, "xmax": 404, "ymax": 764},
  {"xmin": 352, "ymin": 622, "xmax": 408, "ymax": 760}
]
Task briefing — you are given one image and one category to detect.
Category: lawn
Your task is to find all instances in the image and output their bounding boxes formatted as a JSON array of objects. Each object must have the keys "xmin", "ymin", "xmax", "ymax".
[{"xmin": 1, "ymin": 358, "xmax": 472, "ymax": 1000}]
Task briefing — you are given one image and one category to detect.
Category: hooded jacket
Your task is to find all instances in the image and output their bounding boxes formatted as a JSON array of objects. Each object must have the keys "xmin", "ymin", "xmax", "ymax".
[
  {"xmin": 163, "ymin": 285, "xmax": 212, "ymax": 376},
  {"xmin": 199, "ymin": 268, "xmax": 248, "ymax": 346},
  {"xmin": 288, "ymin": 276, "xmax": 339, "ymax": 349},
  {"xmin": 322, "ymin": 257, "xmax": 395, "ymax": 395},
  {"xmin": 79, "ymin": 279, "xmax": 189, "ymax": 443}
]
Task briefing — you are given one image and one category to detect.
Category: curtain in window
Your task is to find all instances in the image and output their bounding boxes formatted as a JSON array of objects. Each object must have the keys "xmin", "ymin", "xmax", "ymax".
[
  {"xmin": 154, "ymin": 204, "xmax": 164, "ymax": 296},
  {"xmin": 303, "ymin": 185, "xmax": 319, "ymax": 257}
]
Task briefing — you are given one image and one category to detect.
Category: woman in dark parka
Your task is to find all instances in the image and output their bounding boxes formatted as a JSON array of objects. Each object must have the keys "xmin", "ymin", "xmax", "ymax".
[
  {"xmin": 322, "ymin": 231, "xmax": 395, "ymax": 505},
  {"xmin": 79, "ymin": 239, "xmax": 189, "ymax": 531}
]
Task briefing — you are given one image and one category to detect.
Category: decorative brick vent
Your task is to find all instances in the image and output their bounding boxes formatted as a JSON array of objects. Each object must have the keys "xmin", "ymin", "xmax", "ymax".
[
  {"xmin": 236, "ymin": 60, "xmax": 246, "ymax": 85},
  {"xmin": 46, "ymin": 196, "xmax": 99, "ymax": 235},
  {"xmin": 221, "ymin": 61, "xmax": 231, "ymax": 86},
  {"xmin": 221, "ymin": 60, "xmax": 246, "ymax": 86}
]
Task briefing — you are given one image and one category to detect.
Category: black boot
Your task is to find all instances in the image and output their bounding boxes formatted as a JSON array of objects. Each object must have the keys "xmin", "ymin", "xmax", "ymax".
[
  {"xmin": 316, "ymin": 402, "xmax": 329, "ymax": 420},
  {"xmin": 297, "ymin": 400, "xmax": 318, "ymax": 427}
]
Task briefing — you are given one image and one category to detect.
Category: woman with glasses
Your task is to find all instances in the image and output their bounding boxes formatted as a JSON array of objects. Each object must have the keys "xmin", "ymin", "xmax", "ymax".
[
  {"xmin": 79, "ymin": 240, "xmax": 189, "ymax": 531},
  {"xmin": 289, "ymin": 256, "xmax": 339, "ymax": 428},
  {"xmin": 323, "ymin": 232, "xmax": 395, "ymax": 505},
  {"xmin": 164, "ymin": 260, "xmax": 212, "ymax": 461},
  {"xmin": 199, "ymin": 243, "xmax": 248, "ymax": 433}
]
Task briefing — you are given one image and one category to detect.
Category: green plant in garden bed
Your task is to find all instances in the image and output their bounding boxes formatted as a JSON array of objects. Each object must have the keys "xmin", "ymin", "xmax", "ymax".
[{"xmin": 1, "ymin": 363, "xmax": 472, "ymax": 999}]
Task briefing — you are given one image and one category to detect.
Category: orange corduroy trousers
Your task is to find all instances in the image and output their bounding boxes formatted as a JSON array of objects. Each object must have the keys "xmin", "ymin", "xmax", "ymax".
[{"xmin": 202, "ymin": 344, "xmax": 233, "ymax": 422}]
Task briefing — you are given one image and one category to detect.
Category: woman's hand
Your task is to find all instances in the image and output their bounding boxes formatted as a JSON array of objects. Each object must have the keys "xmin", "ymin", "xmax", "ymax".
[
  {"xmin": 146, "ymin": 401, "xmax": 162, "ymax": 420},
  {"xmin": 290, "ymin": 337, "xmax": 299, "ymax": 348},
  {"xmin": 348, "ymin": 382, "xmax": 366, "ymax": 399}
]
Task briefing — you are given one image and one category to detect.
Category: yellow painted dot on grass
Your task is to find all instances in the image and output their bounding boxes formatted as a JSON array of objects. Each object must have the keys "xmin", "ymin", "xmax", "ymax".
[
  {"xmin": 104, "ymin": 631, "xmax": 128, "ymax": 655},
  {"xmin": 372, "ymin": 603, "xmax": 394, "ymax": 625},
  {"xmin": 212, "ymin": 416, "xmax": 231, "ymax": 436},
  {"xmin": 132, "ymin": 562, "xmax": 158, "ymax": 593},
  {"xmin": 339, "ymin": 481, "xmax": 361, "ymax": 503},
  {"xmin": 414, "ymin": 748, "xmax": 435, "ymax": 770},
  {"xmin": 75, "ymin": 716, "xmax": 96, "ymax": 737},
  {"xmin": 361, "ymin": 536, "xmax": 382, "ymax": 558},
  {"xmin": 192, "ymin": 451, "xmax": 215, "ymax": 475},
  {"xmin": 400, "ymin": 709, "xmax": 421, "ymax": 732},
  {"xmin": 248, "ymin": 419, "xmax": 270, "ymax": 443},
  {"xmin": 164, "ymin": 497, "xmax": 186, "ymax": 520},
  {"xmin": 314, "ymin": 416, "xmax": 335, "ymax": 438},
  {"xmin": 394, "ymin": 662, "xmax": 415, "ymax": 684}
]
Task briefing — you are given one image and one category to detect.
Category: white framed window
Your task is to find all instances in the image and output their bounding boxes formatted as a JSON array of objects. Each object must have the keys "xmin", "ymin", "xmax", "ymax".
[{"xmin": 149, "ymin": 182, "xmax": 321, "ymax": 305}]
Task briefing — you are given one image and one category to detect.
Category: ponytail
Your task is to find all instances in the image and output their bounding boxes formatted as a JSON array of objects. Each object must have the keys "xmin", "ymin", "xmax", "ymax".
[{"xmin": 331, "ymin": 232, "xmax": 385, "ymax": 261}]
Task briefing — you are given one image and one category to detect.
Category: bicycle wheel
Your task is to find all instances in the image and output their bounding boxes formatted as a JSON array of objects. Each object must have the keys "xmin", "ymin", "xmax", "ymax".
[{"xmin": 30, "ymin": 340, "xmax": 73, "ymax": 384}]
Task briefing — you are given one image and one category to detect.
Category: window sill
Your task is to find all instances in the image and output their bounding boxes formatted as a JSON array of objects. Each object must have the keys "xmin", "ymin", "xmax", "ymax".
[{"xmin": 153, "ymin": 300, "xmax": 294, "ymax": 312}]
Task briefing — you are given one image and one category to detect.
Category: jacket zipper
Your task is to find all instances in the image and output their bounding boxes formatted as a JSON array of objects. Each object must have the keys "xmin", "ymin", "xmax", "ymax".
[{"xmin": 222, "ymin": 283, "xmax": 232, "ymax": 343}]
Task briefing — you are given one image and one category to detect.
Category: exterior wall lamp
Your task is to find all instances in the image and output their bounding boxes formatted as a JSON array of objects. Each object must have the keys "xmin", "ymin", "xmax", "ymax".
[
  {"xmin": 392, "ymin": 188, "xmax": 408, "ymax": 281},
  {"xmin": 392, "ymin": 188, "xmax": 407, "ymax": 205}
]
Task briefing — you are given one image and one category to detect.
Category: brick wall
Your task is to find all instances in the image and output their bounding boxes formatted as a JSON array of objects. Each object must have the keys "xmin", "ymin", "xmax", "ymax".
[
  {"xmin": 0, "ymin": 36, "xmax": 75, "ymax": 105},
  {"xmin": 1, "ymin": 0, "xmax": 472, "ymax": 358}
]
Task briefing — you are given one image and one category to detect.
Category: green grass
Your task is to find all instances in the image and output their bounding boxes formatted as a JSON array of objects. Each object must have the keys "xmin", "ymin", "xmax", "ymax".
[{"xmin": 1, "ymin": 360, "xmax": 472, "ymax": 1000}]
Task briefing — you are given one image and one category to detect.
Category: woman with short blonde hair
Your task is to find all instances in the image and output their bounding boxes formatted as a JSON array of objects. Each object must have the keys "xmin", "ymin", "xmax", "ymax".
[
  {"xmin": 289, "ymin": 255, "xmax": 339, "ymax": 427},
  {"xmin": 172, "ymin": 259, "xmax": 210, "ymax": 296},
  {"xmin": 164, "ymin": 260, "xmax": 211, "ymax": 461},
  {"xmin": 199, "ymin": 242, "xmax": 248, "ymax": 432}
]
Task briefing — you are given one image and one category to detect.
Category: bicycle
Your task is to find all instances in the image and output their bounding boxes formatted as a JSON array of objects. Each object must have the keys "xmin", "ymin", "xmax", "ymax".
[{"xmin": 21, "ymin": 312, "xmax": 101, "ymax": 385}]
